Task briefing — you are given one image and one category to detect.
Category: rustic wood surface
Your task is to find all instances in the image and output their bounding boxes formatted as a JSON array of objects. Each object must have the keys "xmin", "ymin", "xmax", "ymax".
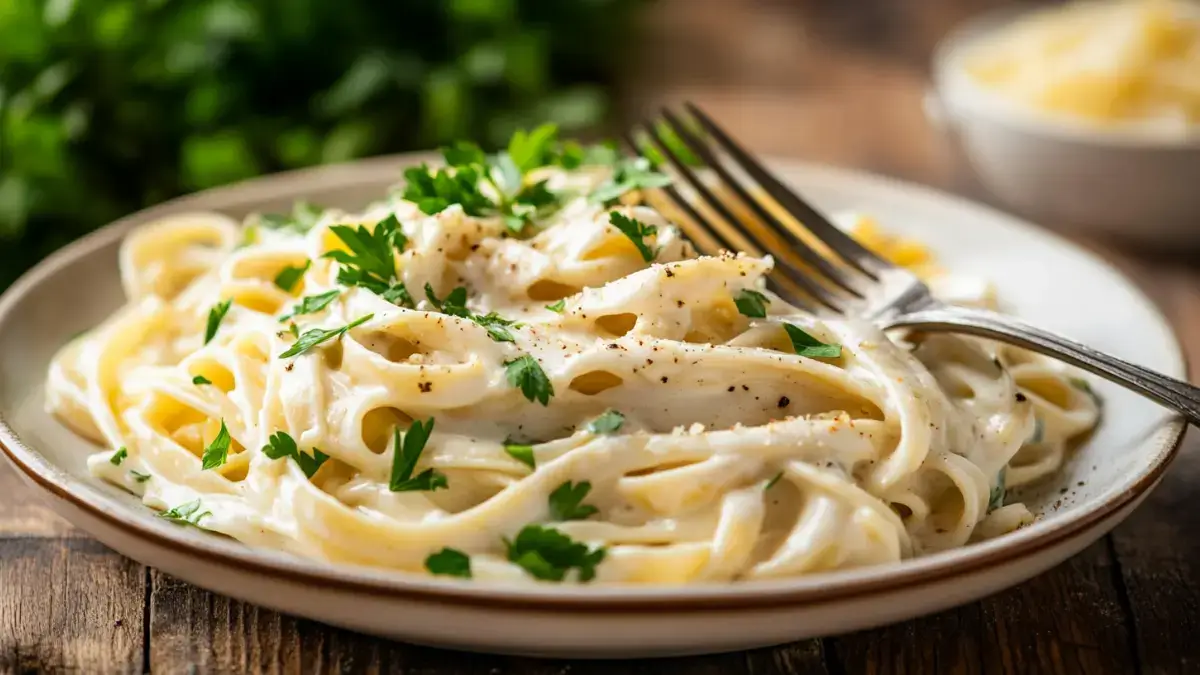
[{"xmin": 3, "ymin": 0, "xmax": 1198, "ymax": 672}]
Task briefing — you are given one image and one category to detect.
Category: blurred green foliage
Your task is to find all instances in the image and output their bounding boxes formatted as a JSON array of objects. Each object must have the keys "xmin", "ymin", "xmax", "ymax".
[{"xmin": 0, "ymin": 0, "xmax": 647, "ymax": 288}]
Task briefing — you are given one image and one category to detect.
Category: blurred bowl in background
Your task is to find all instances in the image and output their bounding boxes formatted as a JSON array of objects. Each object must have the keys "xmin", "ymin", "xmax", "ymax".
[{"xmin": 927, "ymin": 5, "xmax": 1200, "ymax": 247}]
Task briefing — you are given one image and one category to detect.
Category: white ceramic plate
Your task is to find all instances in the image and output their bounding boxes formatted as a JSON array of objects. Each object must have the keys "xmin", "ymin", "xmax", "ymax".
[{"xmin": 0, "ymin": 155, "xmax": 1186, "ymax": 658}]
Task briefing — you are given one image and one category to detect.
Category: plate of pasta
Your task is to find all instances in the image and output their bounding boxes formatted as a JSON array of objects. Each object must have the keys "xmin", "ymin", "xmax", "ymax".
[{"xmin": 0, "ymin": 131, "xmax": 1186, "ymax": 657}]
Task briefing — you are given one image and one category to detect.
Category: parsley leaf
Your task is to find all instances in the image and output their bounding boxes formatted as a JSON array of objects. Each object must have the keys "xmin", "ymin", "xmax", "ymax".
[
  {"xmin": 262, "ymin": 431, "xmax": 329, "ymax": 479},
  {"xmin": 505, "ymin": 525, "xmax": 606, "ymax": 582},
  {"xmin": 988, "ymin": 468, "xmax": 1007, "ymax": 512},
  {"xmin": 608, "ymin": 212, "xmax": 659, "ymax": 262},
  {"xmin": 403, "ymin": 163, "xmax": 492, "ymax": 217},
  {"xmin": 204, "ymin": 299, "xmax": 232, "ymax": 345},
  {"xmin": 201, "ymin": 420, "xmax": 232, "ymax": 470},
  {"xmin": 130, "ymin": 470, "xmax": 151, "ymax": 483},
  {"xmin": 590, "ymin": 157, "xmax": 672, "ymax": 204},
  {"xmin": 765, "ymin": 471, "xmax": 784, "ymax": 491},
  {"xmin": 257, "ymin": 201, "xmax": 325, "ymax": 233},
  {"xmin": 425, "ymin": 547, "xmax": 472, "ymax": 578},
  {"xmin": 273, "ymin": 261, "xmax": 311, "ymax": 292},
  {"xmin": 734, "ymin": 289, "xmax": 770, "ymax": 318},
  {"xmin": 504, "ymin": 355, "xmax": 554, "ymax": 406},
  {"xmin": 158, "ymin": 499, "xmax": 211, "ymax": 528},
  {"xmin": 783, "ymin": 324, "xmax": 842, "ymax": 358},
  {"xmin": 278, "ymin": 314, "xmax": 373, "ymax": 359},
  {"xmin": 192, "ymin": 375, "xmax": 212, "ymax": 385},
  {"xmin": 280, "ymin": 289, "xmax": 341, "ymax": 322},
  {"xmin": 389, "ymin": 418, "xmax": 447, "ymax": 492},
  {"xmin": 586, "ymin": 409, "xmax": 624, "ymax": 434},
  {"xmin": 503, "ymin": 440, "xmax": 536, "ymax": 469},
  {"xmin": 324, "ymin": 214, "xmax": 408, "ymax": 295},
  {"xmin": 545, "ymin": 300, "xmax": 565, "ymax": 313},
  {"xmin": 110, "ymin": 447, "xmax": 127, "ymax": 466},
  {"xmin": 424, "ymin": 284, "xmax": 519, "ymax": 342},
  {"xmin": 507, "ymin": 123, "xmax": 560, "ymax": 172},
  {"xmin": 548, "ymin": 481, "xmax": 599, "ymax": 521}
]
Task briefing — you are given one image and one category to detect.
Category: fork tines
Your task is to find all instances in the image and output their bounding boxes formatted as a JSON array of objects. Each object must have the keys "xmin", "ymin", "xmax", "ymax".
[{"xmin": 628, "ymin": 103, "xmax": 892, "ymax": 313}]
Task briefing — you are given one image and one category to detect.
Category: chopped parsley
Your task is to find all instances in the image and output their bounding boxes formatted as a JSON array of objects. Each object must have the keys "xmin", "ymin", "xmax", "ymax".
[
  {"xmin": 504, "ymin": 355, "xmax": 554, "ymax": 406},
  {"xmin": 204, "ymin": 299, "xmax": 232, "ymax": 345},
  {"xmin": 548, "ymin": 481, "xmax": 599, "ymax": 521},
  {"xmin": 988, "ymin": 468, "xmax": 1007, "ymax": 512},
  {"xmin": 505, "ymin": 525, "xmax": 606, "ymax": 582},
  {"xmin": 425, "ymin": 548, "xmax": 472, "ymax": 578},
  {"xmin": 783, "ymin": 324, "xmax": 842, "ymax": 358},
  {"xmin": 608, "ymin": 212, "xmax": 659, "ymax": 262},
  {"xmin": 589, "ymin": 156, "xmax": 671, "ymax": 204},
  {"xmin": 503, "ymin": 440, "xmax": 536, "ymax": 469},
  {"xmin": 109, "ymin": 447, "xmax": 127, "ymax": 466},
  {"xmin": 278, "ymin": 313, "xmax": 373, "ymax": 359},
  {"xmin": 734, "ymin": 289, "xmax": 770, "ymax": 318},
  {"xmin": 261, "ymin": 431, "xmax": 329, "ymax": 479},
  {"xmin": 200, "ymin": 420, "xmax": 232, "ymax": 470},
  {"xmin": 257, "ymin": 201, "xmax": 325, "ymax": 233},
  {"xmin": 585, "ymin": 409, "xmax": 624, "ymax": 434},
  {"xmin": 158, "ymin": 499, "xmax": 211, "ymax": 528},
  {"xmin": 279, "ymin": 289, "xmax": 341, "ymax": 322},
  {"xmin": 273, "ymin": 261, "xmax": 311, "ymax": 292},
  {"xmin": 507, "ymin": 123, "xmax": 561, "ymax": 173},
  {"xmin": 765, "ymin": 471, "xmax": 784, "ymax": 491},
  {"xmin": 545, "ymin": 299, "xmax": 566, "ymax": 313},
  {"xmin": 389, "ymin": 418, "xmax": 446, "ymax": 492},
  {"xmin": 192, "ymin": 375, "xmax": 212, "ymax": 386},
  {"xmin": 130, "ymin": 470, "xmax": 151, "ymax": 483},
  {"xmin": 323, "ymin": 214, "xmax": 409, "ymax": 301},
  {"xmin": 423, "ymin": 284, "xmax": 520, "ymax": 342}
]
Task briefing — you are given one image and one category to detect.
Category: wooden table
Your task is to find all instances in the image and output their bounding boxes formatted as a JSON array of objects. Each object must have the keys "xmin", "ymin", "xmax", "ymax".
[{"xmin": 3, "ymin": 1, "xmax": 1198, "ymax": 671}]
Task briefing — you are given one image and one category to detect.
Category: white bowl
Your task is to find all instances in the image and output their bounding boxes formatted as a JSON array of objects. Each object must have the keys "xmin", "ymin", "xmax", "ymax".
[
  {"xmin": 928, "ymin": 9, "xmax": 1200, "ymax": 246},
  {"xmin": 0, "ymin": 154, "xmax": 1186, "ymax": 657}
]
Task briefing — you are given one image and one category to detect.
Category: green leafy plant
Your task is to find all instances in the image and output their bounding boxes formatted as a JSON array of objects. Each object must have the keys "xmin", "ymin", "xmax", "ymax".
[{"xmin": 0, "ymin": 0, "xmax": 649, "ymax": 288}]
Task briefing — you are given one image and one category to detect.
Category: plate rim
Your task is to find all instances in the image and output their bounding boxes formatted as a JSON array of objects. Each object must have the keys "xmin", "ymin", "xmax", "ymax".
[{"xmin": 0, "ymin": 153, "xmax": 1188, "ymax": 612}]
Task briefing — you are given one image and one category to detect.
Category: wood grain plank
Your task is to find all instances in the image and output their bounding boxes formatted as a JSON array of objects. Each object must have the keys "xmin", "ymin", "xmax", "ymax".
[
  {"xmin": 0, "ymin": 457, "xmax": 79, "ymax": 538},
  {"xmin": 0, "ymin": 537, "xmax": 144, "ymax": 673},
  {"xmin": 828, "ymin": 539, "xmax": 1138, "ymax": 675}
]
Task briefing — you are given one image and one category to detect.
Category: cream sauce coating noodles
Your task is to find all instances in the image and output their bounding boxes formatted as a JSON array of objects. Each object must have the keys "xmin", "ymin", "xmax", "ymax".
[{"xmin": 45, "ymin": 168, "xmax": 1099, "ymax": 584}]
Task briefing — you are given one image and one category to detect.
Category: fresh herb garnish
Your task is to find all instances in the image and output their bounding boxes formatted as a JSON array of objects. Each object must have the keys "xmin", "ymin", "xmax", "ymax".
[
  {"xmin": 130, "ymin": 470, "xmax": 151, "ymax": 483},
  {"xmin": 503, "ymin": 440, "xmax": 536, "ymax": 469},
  {"xmin": 192, "ymin": 375, "xmax": 212, "ymax": 386},
  {"xmin": 258, "ymin": 201, "xmax": 325, "ymax": 233},
  {"xmin": 109, "ymin": 447, "xmax": 127, "ymax": 466},
  {"xmin": 608, "ymin": 212, "xmax": 659, "ymax": 262},
  {"xmin": 323, "ymin": 214, "xmax": 409, "ymax": 300},
  {"xmin": 204, "ymin": 299, "xmax": 232, "ymax": 345},
  {"xmin": 765, "ymin": 471, "xmax": 783, "ymax": 491},
  {"xmin": 585, "ymin": 409, "xmax": 624, "ymax": 434},
  {"xmin": 278, "ymin": 314, "xmax": 373, "ymax": 359},
  {"xmin": 425, "ymin": 547, "xmax": 472, "ymax": 578},
  {"xmin": 200, "ymin": 420, "xmax": 232, "ymax": 470},
  {"xmin": 504, "ymin": 525, "xmax": 606, "ymax": 582},
  {"xmin": 389, "ymin": 418, "xmax": 446, "ymax": 492},
  {"xmin": 734, "ymin": 289, "xmax": 770, "ymax": 318},
  {"xmin": 545, "ymin": 299, "xmax": 565, "ymax": 313},
  {"xmin": 783, "ymin": 324, "xmax": 842, "ymax": 358},
  {"xmin": 279, "ymin": 289, "xmax": 341, "ymax": 322},
  {"xmin": 273, "ymin": 261, "xmax": 311, "ymax": 292},
  {"xmin": 507, "ymin": 123, "xmax": 561, "ymax": 173},
  {"xmin": 158, "ymin": 499, "xmax": 211, "ymax": 528},
  {"xmin": 261, "ymin": 431, "xmax": 330, "ymax": 479},
  {"xmin": 589, "ymin": 156, "xmax": 672, "ymax": 204},
  {"xmin": 549, "ymin": 481, "xmax": 599, "ymax": 521},
  {"xmin": 504, "ymin": 355, "xmax": 554, "ymax": 406},
  {"xmin": 988, "ymin": 468, "xmax": 1007, "ymax": 512},
  {"xmin": 424, "ymin": 284, "xmax": 519, "ymax": 342}
]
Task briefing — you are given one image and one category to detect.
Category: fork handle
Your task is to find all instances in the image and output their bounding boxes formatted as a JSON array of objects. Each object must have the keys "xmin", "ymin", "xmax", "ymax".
[{"xmin": 889, "ymin": 304, "xmax": 1200, "ymax": 426}]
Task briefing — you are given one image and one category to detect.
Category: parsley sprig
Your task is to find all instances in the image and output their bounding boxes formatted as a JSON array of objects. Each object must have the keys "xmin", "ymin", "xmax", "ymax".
[
  {"xmin": 548, "ymin": 481, "xmax": 599, "ymax": 521},
  {"xmin": 503, "ymin": 439, "xmax": 536, "ymax": 469},
  {"xmin": 323, "ymin": 214, "xmax": 413, "ymax": 307},
  {"xmin": 425, "ymin": 548, "xmax": 472, "ymax": 578},
  {"xmin": 504, "ymin": 355, "xmax": 554, "ymax": 406},
  {"xmin": 734, "ymin": 289, "xmax": 770, "ymax": 318},
  {"xmin": 279, "ymin": 289, "xmax": 341, "ymax": 322},
  {"xmin": 782, "ymin": 324, "xmax": 842, "ymax": 358},
  {"xmin": 389, "ymin": 418, "xmax": 447, "ymax": 492},
  {"xmin": 273, "ymin": 261, "xmax": 311, "ymax": 292},
  {"xmin": 204, "ymin": 299, "xmax": 232, "ymax": 345},
  {"xmin": 424, "ymin": 283, "xmax": 519, "ymax": 342},
  {"xmin": 590, "ymin": 156, "xmax": 671, "ymax": 204},
  {"xmin": 262, "ymin": 431, "xmax": 330, "ymax": 479},
  {"xmin": 201, "ymin": 420, "xmax": 232, "ymax": 470},
  {"xmin": 608, "ymin": 212, "xmax": 659, "ymax": 262},
  {"xmin": 278, "ymin": 314, "xmax": 373, "ymax": 359},
  {"xmin": 505, "ymin": 525, "xmax": 606, "ymax": 582},
  {"xmin": 158, "ymin": 499, "xmax": 211, "ymax": 528}
]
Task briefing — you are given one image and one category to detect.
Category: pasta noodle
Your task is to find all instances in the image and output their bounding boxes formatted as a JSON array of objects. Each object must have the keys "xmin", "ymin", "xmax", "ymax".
[{"xmin": 45, "ymin": 157, "xmax": 1100, "ymax": 584}]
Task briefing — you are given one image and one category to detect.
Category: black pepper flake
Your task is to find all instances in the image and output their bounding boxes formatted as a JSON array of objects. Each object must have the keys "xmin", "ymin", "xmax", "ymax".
[
  {"xmin": 742, "ymin": 385, "xmax": 749, "ymax": 391},
  {"xmin": 284, "ymin": 363, "xmax": 294, "ymax": 372},
  {"xmin": 676, "ymin": 300, "xmax": 684, "ymax": 308},
  {"xmin": 664, "ymin": 269, "xmax": 675, "ymax": 278},
  {"xmin": 728, "ymin": 386, "xmax": 735, "ymax": 392},
  {"xmin": 661, "ymin": 376, "xmax": 669, "ymax": 383},
  {"xmin": 419, "ymin": 382, "xmax": 433, "ymax": 393},
  {"xmin": 778, "ymin": 396, "xmax": 790, "ymax": 408},
  {"xmin": 1015, "ymin": 392, "xmax": 1028, "ymax": 402},
  {"xmin": 607, "ymin": 343, "xmax": 620, "ymax": 350}
]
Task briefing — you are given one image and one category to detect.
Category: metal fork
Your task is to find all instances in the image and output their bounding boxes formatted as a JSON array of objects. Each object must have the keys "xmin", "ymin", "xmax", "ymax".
[{"xmin": 632, "ymin": 103, "xmax": 1200, "ymax": 426}]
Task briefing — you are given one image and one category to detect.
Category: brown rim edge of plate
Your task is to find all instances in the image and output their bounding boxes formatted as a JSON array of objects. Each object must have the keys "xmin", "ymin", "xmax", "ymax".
[{"xmin": 0, "ymin": 155, "xmax": 1190, "ymax": 613}]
